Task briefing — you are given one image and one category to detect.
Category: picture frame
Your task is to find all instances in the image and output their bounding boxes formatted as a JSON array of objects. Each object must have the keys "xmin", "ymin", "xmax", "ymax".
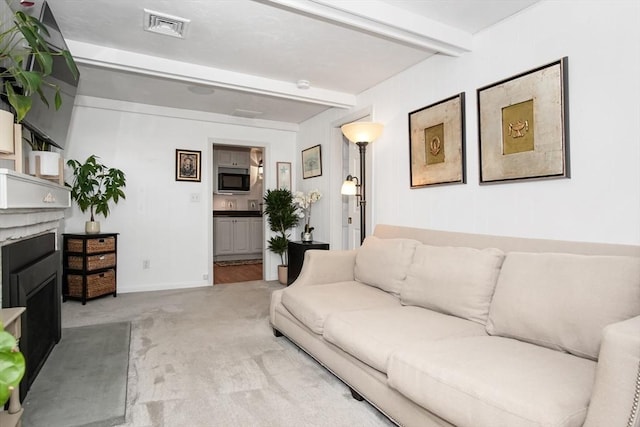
[
  {"xmin": 408, "ymin": 92, "xmax": 466, "ymax": 188},
  {"xmin": 276, "ymin": 161, "xmax": 292, "ymax": 190},
  {"xmin": 477, "ymin": 57, "xmax": 569, "ymax": 184},
  {"xmin": 175, "ymin": 149, "xmax": 201, "ymax": 182},
  {"xmin": 302, "ymin": 144, "xmax": 322, "ymax": 179}
]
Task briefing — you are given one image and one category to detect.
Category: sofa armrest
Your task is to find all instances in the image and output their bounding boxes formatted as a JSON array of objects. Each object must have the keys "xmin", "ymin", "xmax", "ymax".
[
  {"xmin": 290, "ymin": 249, "xmax": 357, "ymax": 287},
  {"xmin": 584, "ymin": 315, "xmax": 640, "ymax": 427}
]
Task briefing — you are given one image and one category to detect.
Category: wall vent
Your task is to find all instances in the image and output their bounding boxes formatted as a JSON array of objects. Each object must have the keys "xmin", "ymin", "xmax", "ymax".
[{"xmin": 143, "ymin": 9, "xmax": 190, "ymax": 39}]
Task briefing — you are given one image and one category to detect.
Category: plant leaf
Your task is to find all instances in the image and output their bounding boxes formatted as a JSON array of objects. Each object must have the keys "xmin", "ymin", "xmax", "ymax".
[{"xmin": 0, "ymin": 331, "xmax": 25, "ymax": 406}]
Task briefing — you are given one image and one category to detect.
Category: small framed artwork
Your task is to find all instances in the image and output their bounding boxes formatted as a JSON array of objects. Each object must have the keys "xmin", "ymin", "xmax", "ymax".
[
  {"xmin": 477, "ymin": 57, "xmax": 569, "ymax": 184},
  {"xmin": 408, "ymin": 92, "xmax": 466, "ymax": 187},
  {"xmin": 276, "ymin": 161, "xmax": 292, "ymax": 190},
  {"xmin": 175, "ymin": 149, "xmax": 201, "ymax": 182},
  {"xmin": 302, "ymin": 144, "xmax": 322, "ymax": 179}
]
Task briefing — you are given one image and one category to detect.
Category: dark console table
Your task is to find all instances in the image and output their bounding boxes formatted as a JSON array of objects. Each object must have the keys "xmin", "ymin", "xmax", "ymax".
[{"xmin": 287, "ymin": 240, "xmax": 329, "ymax": 285}]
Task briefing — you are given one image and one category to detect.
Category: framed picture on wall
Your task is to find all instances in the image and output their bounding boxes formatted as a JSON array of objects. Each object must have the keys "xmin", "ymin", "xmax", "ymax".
[
  {"xmin": 175, "ymin": 149, "xmax": 201, "ymax": 182},
  {"xmin": 408, "ymin": 92, "xmax": 466, "ymax": 187},
  {"xmin": 302, "ymin": 144, "xmax": 322, "ymax": 179},
  {"xmin": 276, "ymin": 161, "xmax": 292, "ymax": 190},
  {"xmin": 477, "ymin": 57, "xmax": 569, "ymax": 184}
]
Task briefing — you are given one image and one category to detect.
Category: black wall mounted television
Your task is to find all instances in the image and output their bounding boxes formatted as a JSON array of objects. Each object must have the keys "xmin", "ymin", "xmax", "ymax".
[{"xmin": 21, "ymin": 1, "xmax": 79, "ymax": 149}]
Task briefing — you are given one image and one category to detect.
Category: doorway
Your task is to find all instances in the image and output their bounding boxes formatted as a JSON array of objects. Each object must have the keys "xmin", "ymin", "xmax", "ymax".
[{"xmin": 212, "ymin": 143, "xmax": 265, "ymax": 284}]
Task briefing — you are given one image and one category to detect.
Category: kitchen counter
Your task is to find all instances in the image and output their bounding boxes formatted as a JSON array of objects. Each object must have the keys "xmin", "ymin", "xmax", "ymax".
[{"xmin": 213, "ymin": 210, "xmax": 262, "ymax": 217}]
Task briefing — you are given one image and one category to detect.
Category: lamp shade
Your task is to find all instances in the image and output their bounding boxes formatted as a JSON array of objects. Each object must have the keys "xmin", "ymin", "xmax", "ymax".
[
  {"xmin": 341, "ymin": 122, "xmax": 383, "ymax": 143},
  {"xmin": 341, "ymin": 179, "xmax": 357, "ymax": 195}
]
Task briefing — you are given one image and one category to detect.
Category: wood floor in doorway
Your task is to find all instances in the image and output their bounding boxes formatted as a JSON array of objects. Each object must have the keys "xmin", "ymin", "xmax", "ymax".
[{"xmin": 214, "ymin": 263, "xmax": 263, "ymax": 284}]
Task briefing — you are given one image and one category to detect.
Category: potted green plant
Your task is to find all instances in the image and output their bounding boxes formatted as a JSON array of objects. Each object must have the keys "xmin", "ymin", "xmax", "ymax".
[
  {"xmin": 0, "ymin": 326, "xmax": 25, "ymax": 406},
  {"xmin": 1, "ymin": 8, "xmax": 79, "ymax": 123},
  {"xmin": 263, "ymin": 188, "xmax": 299, "ymax": 284},
  {"xmin": 24, "ymin": 128, "xmax": 60, "ymax": 175},
  {"xmin": 67, "ymin": 155, "xmax": 126, "ymax": 234}
]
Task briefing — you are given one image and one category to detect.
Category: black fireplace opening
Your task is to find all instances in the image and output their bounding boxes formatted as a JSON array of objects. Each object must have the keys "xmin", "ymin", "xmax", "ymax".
[{"xmin": 2, "ymin": 233, "xmax": 62, "ymax": 400}]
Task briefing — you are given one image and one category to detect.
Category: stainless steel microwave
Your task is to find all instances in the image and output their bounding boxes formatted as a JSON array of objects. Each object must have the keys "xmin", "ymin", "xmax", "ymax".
[{"xmin": 218, "ymin": 172, "xmax": 250, "ymax": 192}]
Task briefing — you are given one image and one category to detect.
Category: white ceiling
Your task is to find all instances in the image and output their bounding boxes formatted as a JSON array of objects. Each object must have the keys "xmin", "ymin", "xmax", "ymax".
[{"xmin": 41, "ymin": 0, "xmax": 540, "ymax": 123}]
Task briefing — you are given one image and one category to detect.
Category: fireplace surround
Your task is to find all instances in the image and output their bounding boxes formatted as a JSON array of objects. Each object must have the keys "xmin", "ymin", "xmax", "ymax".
[
  {"xmin": 1, "ymin": 234, "xmax": 61, "ymax": 399},
  {"xmin": 1, "ymin": 169, "xmax": 70, "ymax": 399}
]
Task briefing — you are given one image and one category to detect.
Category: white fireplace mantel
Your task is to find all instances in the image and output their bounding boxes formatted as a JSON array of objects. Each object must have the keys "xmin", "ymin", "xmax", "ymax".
[
  {"xmin": 0, "ymin": 169, "xmax": 70, "ymax": 210},
  {"xmin": 0, "ymin": 169, "xmax": 70, "ymax": 307},
  {"xmin": 0, "ymin": 169, "xmax": 70, "ymax": 242}
]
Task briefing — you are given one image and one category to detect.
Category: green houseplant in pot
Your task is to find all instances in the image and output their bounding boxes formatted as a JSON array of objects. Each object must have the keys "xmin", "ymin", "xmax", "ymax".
[
  {"xmin": 24, "ymin": 128, "xmax": 60, "ymax": 176},
  {"xmin": 67, "ymin": 155, "xmax": 126, "ymax": 234},
  {"xmin": 263, "ymin": 188, "xmax": 299, "ymax": 285},
  {"xmin": 1, "ymin": 8, "xmax": 79, "ymax": 123},
  {"xmin": 0, "ymin": 325, "xmax": 25, "ymax": 407}
]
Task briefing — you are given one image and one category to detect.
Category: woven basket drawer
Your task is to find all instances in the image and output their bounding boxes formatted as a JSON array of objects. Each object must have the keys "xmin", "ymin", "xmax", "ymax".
[
  {"xmin": 67, "ymin": 237, "xmax": 116, "ymax": 254},
  {"xmin": 68, "ymin": 253, "xmax": 116, "ymax": 271},
  {"xmin": 67, "ymin": 269, "xmax": 116, "ymax": 298}
]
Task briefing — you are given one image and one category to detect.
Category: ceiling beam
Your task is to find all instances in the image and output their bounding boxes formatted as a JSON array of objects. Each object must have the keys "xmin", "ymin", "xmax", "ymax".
[
  {"xmin": 67, "ymin": 40, "xmax": 357, "ymax": 109},
  {"xmin": 260, "ymin": 0, "xmax": 472, "ymax": 56}
]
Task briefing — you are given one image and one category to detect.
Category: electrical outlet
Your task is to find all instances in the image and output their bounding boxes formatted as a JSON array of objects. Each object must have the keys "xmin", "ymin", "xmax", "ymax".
[
  {"xmin": 190, "ymin": 193, "xmax": 201, "ymax": 203},
  {"xmin": 203, "ymin": 273, "xmax": 209, "ymax": 280},
  {"xmin": 143, "ymin": 259, "xmax": 150, "ymax": 269}
]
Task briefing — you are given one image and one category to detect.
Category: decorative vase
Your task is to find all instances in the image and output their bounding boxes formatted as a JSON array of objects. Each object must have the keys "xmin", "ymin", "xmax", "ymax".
[
  {"xmin": 0, "ymin": 110, "xmax": 15, "ymax": 154},
  {"xmin": 85, "ymin": 221, "xmax": 100, "ymax": 234},
  {"xmin": 278, "ymin": 265, "xmax": 288, "ymax": 285},
  {"xmin": 28, "ymin": 151, "xmax": 61, "ymax": 176},
  {"xmin": 301, "ymin": 231, "xmax": 313, "ymax": 242}
]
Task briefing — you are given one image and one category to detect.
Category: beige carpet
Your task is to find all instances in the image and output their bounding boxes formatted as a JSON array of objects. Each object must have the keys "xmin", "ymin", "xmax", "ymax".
[{"xmin": 60, "ymin": 280, "xmax": 395, "ymax": 427}]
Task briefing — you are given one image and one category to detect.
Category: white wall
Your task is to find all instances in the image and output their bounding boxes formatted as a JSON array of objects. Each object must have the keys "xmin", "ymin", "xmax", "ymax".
[
  {"xmin": 64, "ymin": 97, "xmax": 297, "ymax": 292},
  {"xmin": 299, "ymin": 0, "xmax": 640, "ymax": 246}
]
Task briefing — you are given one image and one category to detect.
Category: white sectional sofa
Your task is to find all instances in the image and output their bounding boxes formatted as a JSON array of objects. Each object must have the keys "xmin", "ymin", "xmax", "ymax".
[{"xmin": 269, "ymin": 224, "xmax": 640, "ymax": 427}]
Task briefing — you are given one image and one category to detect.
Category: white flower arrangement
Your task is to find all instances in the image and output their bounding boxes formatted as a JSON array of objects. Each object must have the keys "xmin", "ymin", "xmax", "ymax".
[{"xmin": 293, "ymin": 189, "xmax": 322, "ymax": 232}]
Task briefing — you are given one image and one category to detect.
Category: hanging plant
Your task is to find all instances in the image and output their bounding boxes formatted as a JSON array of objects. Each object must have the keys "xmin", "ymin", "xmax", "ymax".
[{"xmin": 0, "ymin": 9, "xmax": 79, "ymax": 122}]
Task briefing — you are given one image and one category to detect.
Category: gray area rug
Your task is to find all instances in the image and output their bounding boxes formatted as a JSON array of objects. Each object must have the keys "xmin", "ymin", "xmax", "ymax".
[
  {"xmin": 59, "ymin": 281, "xmax": 394, "ymax": 427},
  {"xmin": 22, "ymin": 322, "xmax": 131, "ymax": 427}
]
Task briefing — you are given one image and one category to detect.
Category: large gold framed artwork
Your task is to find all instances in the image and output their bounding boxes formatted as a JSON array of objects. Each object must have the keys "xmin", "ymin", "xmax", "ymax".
[
  {"xmin": 477, "ymin": 57, "xmax": 569, "ymax": 184},
  {"xmin": 408, "ymin": 93, "xmax": 466, "ymax": 188}
]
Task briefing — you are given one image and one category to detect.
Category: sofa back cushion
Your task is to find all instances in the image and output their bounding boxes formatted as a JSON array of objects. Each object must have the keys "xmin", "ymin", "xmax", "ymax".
[
  {"xmin": 487, "ymin": 252, "xmax": 640, "ymax": 360},
  {"xmin": 354, "ymin": 236, "xmax": 420, "ymax": 296},
  {"xmin": 401, "ymin": 245, "xmax": 505, "ymax": 324}
]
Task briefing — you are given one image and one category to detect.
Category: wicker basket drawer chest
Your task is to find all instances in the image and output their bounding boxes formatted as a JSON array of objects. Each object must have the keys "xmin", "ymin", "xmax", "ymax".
[{"xmin": 62, "ymin": 233, "xmax": 118, "ymax": 304}]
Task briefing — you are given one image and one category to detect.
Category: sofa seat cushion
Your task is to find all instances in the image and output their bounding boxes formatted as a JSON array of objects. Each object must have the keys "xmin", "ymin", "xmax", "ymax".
[
  {"xmin": 387, "ymin": 336, "xmax": 596, "ymax": 427},
  {"xmin": 281, "ymin": 281, "xmax": 400, "ymax": 335},
  {"xmin": 487, "ymin": 252, "xmax": 640, "ymax": 360},
  {"xmin": 401, "ymin": 244, "xmax": 505, "ymax": 324},
  {"xmin": 354, "ymin": 236, "xmax": 420, "ymax": 296},
  {"xmin": 323, "ymin": 306, "xmax": 486, "ymax": 373}
]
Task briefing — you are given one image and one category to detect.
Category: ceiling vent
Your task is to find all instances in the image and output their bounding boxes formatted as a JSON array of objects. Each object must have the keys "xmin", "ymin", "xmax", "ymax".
[
  {"xmin": 143, "ymin": 9, "xmax": 190, "ymax": 39},
  {"xmin": 232, "ymin": 109, "xmax": 263, "ymax": 119}
]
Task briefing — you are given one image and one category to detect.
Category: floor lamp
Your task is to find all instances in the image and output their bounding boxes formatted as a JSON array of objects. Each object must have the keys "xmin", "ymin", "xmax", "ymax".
[{"xmin": 340, "ymin": 122, "xmax": 384, "ymax": 244}]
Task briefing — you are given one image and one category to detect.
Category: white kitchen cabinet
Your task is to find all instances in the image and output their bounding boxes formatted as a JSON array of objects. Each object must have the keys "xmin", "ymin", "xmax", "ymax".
[
  {"xmin": 215, "ymin": 149, "xmax": 250, "ymax": 168},
  {"xmin": 214, "ymin": 217, "xmax": 261, "ymax": 257},
  {"xmin": 214, "ymin": 218, "xmax": 235, "ymax": 256},
  {"xmin": 249, "ymin": 217, "xmax": 263, "ymax": 253}
]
